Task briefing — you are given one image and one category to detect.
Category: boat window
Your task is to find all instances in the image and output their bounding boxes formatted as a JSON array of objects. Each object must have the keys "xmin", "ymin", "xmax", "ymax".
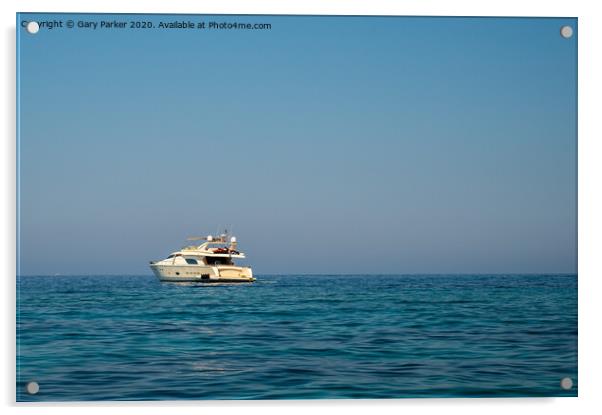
[
  {"xmin": 185, "ymin": 258, "xmax": 198, "ymax": 265},
  {"xmin": 167, "ymin": 254, "xmax": 174, "ymax": 259},
  {"xmin": 205, "ymin": 256, "xmax": 233, "ymax": 265}
]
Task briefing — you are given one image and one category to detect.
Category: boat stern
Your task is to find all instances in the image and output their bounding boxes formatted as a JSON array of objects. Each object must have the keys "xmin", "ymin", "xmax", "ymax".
[{"xmin": 216, "ymin": 266, "xmax": 254, "ymax": 282}]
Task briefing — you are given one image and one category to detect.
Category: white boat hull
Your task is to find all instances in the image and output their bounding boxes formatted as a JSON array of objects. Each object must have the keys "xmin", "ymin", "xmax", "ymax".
[{"xmin": 150, "ymin": 263, "xmax": 254, "ymax": 283}]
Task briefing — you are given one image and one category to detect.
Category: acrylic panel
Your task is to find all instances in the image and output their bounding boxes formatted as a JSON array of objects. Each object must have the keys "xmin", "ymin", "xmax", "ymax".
[{"xmin": 16, "ymin": 13, "xmax": 578, "ymax": 401}]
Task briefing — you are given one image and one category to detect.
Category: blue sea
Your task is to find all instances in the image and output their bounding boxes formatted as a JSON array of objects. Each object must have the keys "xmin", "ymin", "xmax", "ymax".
[{"xmin": 16, "ymin": 274, "xmax": 577, "ymax": 401}]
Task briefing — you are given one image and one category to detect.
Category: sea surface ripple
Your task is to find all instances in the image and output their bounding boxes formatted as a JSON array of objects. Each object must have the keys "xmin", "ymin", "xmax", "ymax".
[{"xmin": 17, "ymin": 274, "xmax": 577, "ymax": 400}]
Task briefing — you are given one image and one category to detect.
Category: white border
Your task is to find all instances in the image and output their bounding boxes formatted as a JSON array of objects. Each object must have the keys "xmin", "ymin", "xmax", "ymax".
[{"xmin": 3, "ymin": 1, "xmax": 601, "ymax": 414}]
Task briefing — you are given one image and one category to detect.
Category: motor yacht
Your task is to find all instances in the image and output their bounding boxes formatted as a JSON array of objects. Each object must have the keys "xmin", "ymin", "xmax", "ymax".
[{"xmin": 149, "ymin": 233, "xmax": 254, "ymax": 283}]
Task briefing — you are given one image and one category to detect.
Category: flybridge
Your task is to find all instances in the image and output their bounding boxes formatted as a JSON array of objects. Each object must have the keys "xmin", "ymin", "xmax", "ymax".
[{"xmin": 185, "ymin": 233, "xmax": 240, "ymax": 253}]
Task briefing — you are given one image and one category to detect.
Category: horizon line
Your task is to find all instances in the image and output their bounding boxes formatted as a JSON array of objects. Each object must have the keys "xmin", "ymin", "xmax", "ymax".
[{"xmin": 17, "ymin": 272, "xmax": 578, "ymax": 277}]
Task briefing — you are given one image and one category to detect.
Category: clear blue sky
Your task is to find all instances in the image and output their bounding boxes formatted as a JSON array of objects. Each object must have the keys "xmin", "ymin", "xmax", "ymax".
[{"xmin": 17, "ymin": 14, "xmax": 577, "ymax": 275}]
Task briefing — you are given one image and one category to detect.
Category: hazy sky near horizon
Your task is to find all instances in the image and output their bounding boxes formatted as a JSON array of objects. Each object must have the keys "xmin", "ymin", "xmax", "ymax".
[{"xmin": 18, "ymin": 14, "xmax": 577, "ymax": 275}]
